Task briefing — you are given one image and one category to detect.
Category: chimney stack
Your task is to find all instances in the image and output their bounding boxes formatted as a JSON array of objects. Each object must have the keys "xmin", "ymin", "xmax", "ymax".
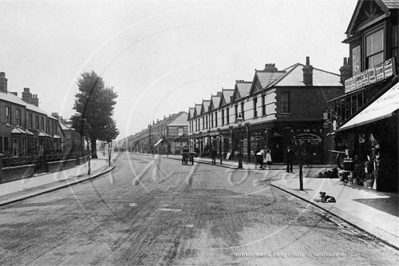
[
  {"xmin": 302, "ymin": 56, "xmax": 314, "ymax": 86},
  {"xmin": 31, "ymin": 94, "xmax": 39, "ymax": 107},
  {"xmin": 264, "ymin": 63, "xmax": 278, "ymax": 72},
  {"xmin": 0, "ymin": 72, "xmax": 8, "ymax": 93},
  {"xmin": 52, "ymin": 112, "xmax": 59, "ymax": 119},
  {"xmin": 339, "ymin": 57, "xmax": 352, "ymax": 85},
  {"xmin": 22, "ymin": 87, "xmax": 33, "ymax": 103}
]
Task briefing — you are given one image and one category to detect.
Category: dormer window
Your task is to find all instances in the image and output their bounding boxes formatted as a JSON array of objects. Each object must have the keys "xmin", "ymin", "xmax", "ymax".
[{"xmin": 366, "ymin": 28, "xmax": 384, "ymax": 69}]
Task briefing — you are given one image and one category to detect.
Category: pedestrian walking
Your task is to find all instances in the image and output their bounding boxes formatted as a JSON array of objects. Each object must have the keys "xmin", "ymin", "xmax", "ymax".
[
  {"xmin": 211, "ymin": 148, "xmax": 217, "ymax": 165},
  {"xmin": 256, "ymin": 149, "xmax": 264, "ymax": 169},
  {"xmin": 265, "ymin": 146, "xmax": 272, "ymax": 165},
  {"xmin": 286, "ymin": 145, "xmax": 294, "ymax": 173}
]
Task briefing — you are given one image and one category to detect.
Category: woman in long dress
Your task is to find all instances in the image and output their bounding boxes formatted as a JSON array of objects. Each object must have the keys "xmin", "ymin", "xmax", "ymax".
[{"xmin": 265, "ymin": 147, "xmax": 272, "ymax": 164}]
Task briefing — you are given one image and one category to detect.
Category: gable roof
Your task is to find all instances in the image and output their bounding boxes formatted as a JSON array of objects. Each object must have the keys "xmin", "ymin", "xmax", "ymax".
[
  {"xmin": 187, "ymin": 107, "xmax": 195, "ymax": 120},
  {"xmin": 200, "ymin": 100, "xmax": 211, "ymax": 115},
  {"xmin": 218, "ymin": 88, "xmax": 234, "ymax": 108},
  {"xmin": 345, "ymin": 0, "xmax": 397, "ymax": 36},
  {"xmin": 250, "ymin": 70, "xmax": 286, "ymax": 95},
  {"xmin": 168, "ymin": 111, "xmax": 188, "ymax": 126},
  {"xmin": 232, "ymin": 80, "xmax": 252, "ymax": 102},
  {"xmin": 209, "ymin": 93, "xmax": 221, "ymax": 111},
  {"xmin": 269, "ymin": 63, "xmax": 341, "ymax": 87},
  {"xmin": 193, "ymin": 104, "xmax": 202, "ymax": 118}
]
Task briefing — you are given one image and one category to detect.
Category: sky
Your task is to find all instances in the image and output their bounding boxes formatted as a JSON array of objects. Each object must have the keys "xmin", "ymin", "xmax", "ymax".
[{"xmin": 0, "ymin": 0, "xmax": 358, "ymax": 141}]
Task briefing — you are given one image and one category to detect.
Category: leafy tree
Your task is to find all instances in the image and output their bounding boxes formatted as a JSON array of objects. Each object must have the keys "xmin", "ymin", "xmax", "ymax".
[{"xmin": 70, "ymin": 71, "xmax": 119, "ymax": 159}]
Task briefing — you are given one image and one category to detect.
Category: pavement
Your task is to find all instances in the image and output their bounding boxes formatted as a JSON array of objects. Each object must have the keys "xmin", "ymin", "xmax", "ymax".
[
  {"xmin": 161, "ymin": 152, "xmax": 399, "ymax": 251},
  {"xmin": 1, "ymin": 151, "xmax": 398, "ymax": 251},
  {"xmin": 0, "ymin": 152, "xmax": 117, "ymax": 207}
]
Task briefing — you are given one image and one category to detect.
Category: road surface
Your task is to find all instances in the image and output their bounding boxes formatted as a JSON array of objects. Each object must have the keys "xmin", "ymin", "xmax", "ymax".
[{"xmin": 0, "ymin": 152, "xmax": 398, "ymax": 265}]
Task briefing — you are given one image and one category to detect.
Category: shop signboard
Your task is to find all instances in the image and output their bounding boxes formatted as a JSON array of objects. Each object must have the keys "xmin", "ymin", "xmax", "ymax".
[
  {"xmin": 368, "ymin": 67, "xmax": 376, "ymax": 84},
  {"xmin": 384, "ymin": 58, "xmax": 393, "ymax": 77},
  {"xmin": 362, "ymin": 71, "xmax": 369, "ymax": 86},
  {"xmin": 355, "ymin": 74, "xmax": 363, "ymax": 88},
  {"xmin": 352, "ymin": 46, "xmax": 361, "ymax": 75},
  {"xmin": 375, "ymin": 62, "xmax": 384, "ymax": 82},
  {"xmin": 243, "ymin": 138, "xmax": 248, "ymax": 154},
  {"xmin": 297, "ymin": 133, "xmax": 322, "ymax": 146},
  {"xmin": 344, "ymin": 58, "xmax": 394, "ymax": 93}
]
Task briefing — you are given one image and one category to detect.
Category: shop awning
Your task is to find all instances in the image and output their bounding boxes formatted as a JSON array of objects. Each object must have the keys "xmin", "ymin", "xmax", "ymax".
[
  {"xmin": 154, "ymin": 139, "xmax": 163, "ymax": 147},
  {"xmin": 338, "ymin": 82, "xmax": 399, "ymax": 131},
  {"xmin": 53, "ymin": 134, "xmax": 62, "ymax": 139}
]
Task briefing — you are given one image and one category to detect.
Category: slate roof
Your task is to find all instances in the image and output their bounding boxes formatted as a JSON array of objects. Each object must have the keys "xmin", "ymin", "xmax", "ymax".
[
  {"xmin": 0, "ymin": 91, "xmax": 54, "ymax": 118},
  {"xmin": 256, "ymin": 71, "xmax": 286, "ymax": 89},
  {"xmin": 381, "ymin": 0, "xmax": 399, "ymax": 9},
  {"xmin": 272, "ymin": 63, "xmax": 341, "ymax": 87},
  {"xmin": 220, "ymin": 89, "xmax": 234, "ymax": 106},
  {"xmin": 201, "ymin": 100, "xmax": 211, "ymax": 114},
  {"xmin": 235, "ymin": 81, "xmax": 252, "ymax": 98},
  {"xmin": 210, "ymin": 94, "xmax": 221, "ymax": 110}
]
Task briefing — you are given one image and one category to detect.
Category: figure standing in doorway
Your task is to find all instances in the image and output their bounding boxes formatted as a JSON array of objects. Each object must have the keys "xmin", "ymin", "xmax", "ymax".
[{"xmin": 286, "ymin": 145, "xmax": 294, "ymax": 173}]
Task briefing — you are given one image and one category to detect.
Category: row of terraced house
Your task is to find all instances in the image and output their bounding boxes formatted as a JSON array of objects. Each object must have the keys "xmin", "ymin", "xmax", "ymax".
[
  {"xmin": 120, "ymin": 0, "xmax": 399, "ymax": 192},
  {"xmin": 0, "ymin": 72, "xmax": 84, "ymax": 158}
]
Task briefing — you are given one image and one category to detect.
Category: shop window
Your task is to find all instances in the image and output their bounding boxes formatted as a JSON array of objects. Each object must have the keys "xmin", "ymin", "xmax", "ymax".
[
  {"xmin": 366, "ymin": 28, "xmax": 384, "ymax": 69},
  {"xmin": 6, "ymin": 106, "xmax": 11, "ymax": 125},
  {"xmin": 281, "ymin": 92, "xmax": 290, "ymax": 113}
]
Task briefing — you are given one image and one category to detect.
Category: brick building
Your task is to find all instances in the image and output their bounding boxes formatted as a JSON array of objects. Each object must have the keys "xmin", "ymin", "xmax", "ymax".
[
  {"xmin": 0, "ymin": 72, "xmax": 63, "ymax": 156},
  {"xmin": 188, "ymin": 58, "xmax": 345, "ymax": 164},
  {"xmin": 326, "ymin": 0, "xmax": 399, "ymax": 192}
]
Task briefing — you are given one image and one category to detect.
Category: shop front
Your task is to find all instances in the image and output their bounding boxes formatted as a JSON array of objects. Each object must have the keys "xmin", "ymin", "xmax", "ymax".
[{"xmin": 336, "ymin": 82, "xmax": 399, "ymax": 192}]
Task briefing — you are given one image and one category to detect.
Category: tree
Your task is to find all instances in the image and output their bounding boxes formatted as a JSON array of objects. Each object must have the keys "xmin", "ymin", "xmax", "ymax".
[{"xmin": 70, "ymin": 71, "xmax": 119, "ymax": 159}]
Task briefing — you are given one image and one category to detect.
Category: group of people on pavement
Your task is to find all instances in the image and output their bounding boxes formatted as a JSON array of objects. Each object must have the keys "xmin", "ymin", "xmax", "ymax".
[
  {"xmin": 255, "ymin": 145, "xmax": 296, "ymax": 172},
  {"xmin": 184, "ymin": 144, "xmax": 298, "ymax": 171},
  {"xmin": 255, "ymin": 146, "xmax": 272, "ymax": 169}
]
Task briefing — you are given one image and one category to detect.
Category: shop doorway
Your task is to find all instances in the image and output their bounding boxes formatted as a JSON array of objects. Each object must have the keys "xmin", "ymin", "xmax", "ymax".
[{"xmin": 273, "ymin": 136, "xmax": 284, "ymax": 163}]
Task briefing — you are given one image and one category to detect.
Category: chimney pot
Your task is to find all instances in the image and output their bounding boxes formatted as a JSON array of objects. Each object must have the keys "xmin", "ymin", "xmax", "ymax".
[{"xmin": 302, "ymin": 57, "xmax": 314, "ymax": 86}]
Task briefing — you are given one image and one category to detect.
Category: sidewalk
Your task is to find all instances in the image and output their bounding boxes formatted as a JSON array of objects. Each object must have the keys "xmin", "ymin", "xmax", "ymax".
[
  {"xmin": 0, "ymin": 152, "xmax": 117, "ymax": 207},
  {"xmin": 160, "ymin": 153, "xmax": 399, "ymax": 250}
]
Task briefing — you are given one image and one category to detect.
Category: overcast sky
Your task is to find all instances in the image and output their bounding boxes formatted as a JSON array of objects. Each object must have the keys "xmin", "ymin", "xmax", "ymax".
[{"xmin": 0, "ymin": 0, "xmax": 357, "ymax": 141}]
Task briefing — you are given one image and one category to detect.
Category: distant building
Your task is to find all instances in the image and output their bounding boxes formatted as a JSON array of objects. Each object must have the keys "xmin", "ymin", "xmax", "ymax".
[{"xmin": 125, "ymin": 111, "xmax": 189, "ymax": 155}]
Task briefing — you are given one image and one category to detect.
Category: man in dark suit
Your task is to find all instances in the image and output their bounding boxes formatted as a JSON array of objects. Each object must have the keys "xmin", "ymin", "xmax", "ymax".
[{"xmin": 286, "ymin": 145, "xmax": 294, "ymax": 173}]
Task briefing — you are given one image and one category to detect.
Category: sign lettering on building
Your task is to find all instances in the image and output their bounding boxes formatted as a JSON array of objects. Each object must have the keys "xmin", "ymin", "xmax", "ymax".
[
  {"xmin": 345, "ymin": 58, "xmax": 394, "ymax": 93},
  {"xmin": 352, "ymin": 46, "xmax": 361, "ymax": 76}
]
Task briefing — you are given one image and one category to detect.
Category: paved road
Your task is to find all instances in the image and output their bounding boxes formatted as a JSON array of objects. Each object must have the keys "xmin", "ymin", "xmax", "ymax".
[{"xmin": 0, "ymin": 153, "xmax": 398, "ymax": 265}]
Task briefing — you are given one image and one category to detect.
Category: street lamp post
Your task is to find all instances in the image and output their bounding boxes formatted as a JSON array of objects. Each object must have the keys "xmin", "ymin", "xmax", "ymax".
[
  {"xmin": 292, "ymin": 135, "xmax": 304, "ymax": 191},
  {"xmin": 237, "ymin": 114, "xmax": 244, "ymax": 169}
]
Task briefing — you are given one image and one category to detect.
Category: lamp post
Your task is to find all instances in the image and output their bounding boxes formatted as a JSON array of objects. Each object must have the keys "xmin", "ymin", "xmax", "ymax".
[
  {"xmin": 237, "ymin": 114, "xmax": 244, "ymax": 169},
  {"xmin": 291, "ymin": 134, "xmax": 304, "ymax": 191}
]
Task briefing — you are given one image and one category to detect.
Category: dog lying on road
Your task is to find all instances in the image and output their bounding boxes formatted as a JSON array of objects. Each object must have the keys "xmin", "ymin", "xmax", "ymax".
[{"xmin": 314, "ymin": 192, "xmax": 336, "ymax": 203}]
